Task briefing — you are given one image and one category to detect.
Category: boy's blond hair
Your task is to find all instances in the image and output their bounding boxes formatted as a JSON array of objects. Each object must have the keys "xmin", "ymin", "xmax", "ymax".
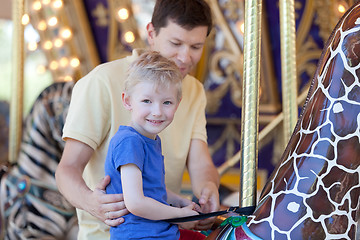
[{"xmin": 124, "ymin": 50, "xmax": 182, "ymax": 102}]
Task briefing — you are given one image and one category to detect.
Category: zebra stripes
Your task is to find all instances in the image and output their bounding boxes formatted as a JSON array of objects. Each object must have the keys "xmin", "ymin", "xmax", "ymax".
[{"xmin": 0, "ymin": 81, "xmax": 77, "ymax": 239}]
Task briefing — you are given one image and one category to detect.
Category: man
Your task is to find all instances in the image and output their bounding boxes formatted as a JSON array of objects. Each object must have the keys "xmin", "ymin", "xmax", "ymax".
[{"xmin": 55, "ymin": 0, "xmax": 220, "ymax": 239}]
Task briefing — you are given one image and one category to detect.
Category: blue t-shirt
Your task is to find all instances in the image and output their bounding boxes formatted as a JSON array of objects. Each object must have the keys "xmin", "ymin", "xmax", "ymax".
[{"xmin": 105, "ymin": 126, "xmax": 180, "ymax": 240}]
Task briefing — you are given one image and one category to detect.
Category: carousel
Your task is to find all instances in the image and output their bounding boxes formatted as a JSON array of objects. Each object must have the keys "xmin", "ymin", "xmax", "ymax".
[{"xmin": 0, "ymin": 0, "xmax": 359, "ymax": 239}]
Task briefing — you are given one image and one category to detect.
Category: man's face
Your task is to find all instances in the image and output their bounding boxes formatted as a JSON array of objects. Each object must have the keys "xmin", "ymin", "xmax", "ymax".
[{"xmin": 147, "ymin": 20, "xmax": 208, "ymax": 77}]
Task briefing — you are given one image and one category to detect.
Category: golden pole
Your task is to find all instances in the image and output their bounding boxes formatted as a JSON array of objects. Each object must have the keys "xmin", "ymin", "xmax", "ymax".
[
  {"xmin": 279, "ymin": 0, "xmax": 298, "ymax": 144},
  {"xmin": 240, "ymin": 0, "xmax": 262, "ymax": 208},
  {"xmin": 9, "ymin": 0, "xmax": 25, "ymax": 163}
]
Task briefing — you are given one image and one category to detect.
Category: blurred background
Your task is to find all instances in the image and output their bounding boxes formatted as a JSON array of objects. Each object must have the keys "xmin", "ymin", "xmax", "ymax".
[{"xmin": 0, "ymin": 0, "xmax": 356, "ymax": 201}]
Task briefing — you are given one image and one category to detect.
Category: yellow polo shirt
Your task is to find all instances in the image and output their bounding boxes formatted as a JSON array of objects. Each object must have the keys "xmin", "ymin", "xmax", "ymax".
[{"xmin": 62, "ymin": 49, "xmax": 207, "ymax": 239}]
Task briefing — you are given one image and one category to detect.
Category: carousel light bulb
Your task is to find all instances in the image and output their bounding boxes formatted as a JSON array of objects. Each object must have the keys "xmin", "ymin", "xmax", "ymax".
[
  {"xmin": 28, "ymin": 41, "xmax": 38, "ymax": 51},
  {"xmin": 124, "ymin": 31, "xmax": 135, "ymax": 43},
  {"xmin": 49, "ymin": 61, "xmax": 59, "ymax": 70},
  {"xmin": 64, "ymin": 75, "xmax": 73, "ymax": 82},
  {"xmin": 22, "ymin": 14, "xmax": 30, "ymax": 25},
  {"xmin": 54, "ymin": 38, "xmax": 64, "ymax": 48},
  {"xmin": 60, "ymin": 28, "xmax": 72, "ymax": 39},
  {"xmin": 117, "ymin": 8, "xmax": 129, "ymax": 20},
  {"xmin": 338, "ymin": 4, "xmax": 346, "ymax": 13},
  {"xmin": 70, "ymin": 57, "xmax": 80, "ymax": 68},
  {"xmin": 52, "ymin": 0, "xmax": 63, "ymax": 9},
  {"xmin": 48, "ymin": 17, "xmax": 58, "ymax": 27},
  {"xmin": 60, "ymin": 57, "xmax": 69, "ymax": 67},
  {"xmin": 37, "ymin": 20, "xmax": 47, "ymax": 31},
  {"xmin": 36, "ymin": 65, "xmax": 46, "ymax": 74},
  {"xmin": 236, "ymin": 21, "xmax": 245, "ymax": 34},
  {"xmin": 42, "ymin": 0, "xmax": 50, "ymax": 5},
  {"xmin": 32, "ymin": 1, "xmax": 42, "ymax": 11},
  {"xmin": 43, "ymin": 40, "xmax": 53, "ymax": 50}
]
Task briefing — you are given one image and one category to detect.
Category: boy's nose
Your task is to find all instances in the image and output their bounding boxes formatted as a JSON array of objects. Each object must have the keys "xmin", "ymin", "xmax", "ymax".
[{"xmin": 151, "ymin": 104, "xmax": 162, "ymax": 116}]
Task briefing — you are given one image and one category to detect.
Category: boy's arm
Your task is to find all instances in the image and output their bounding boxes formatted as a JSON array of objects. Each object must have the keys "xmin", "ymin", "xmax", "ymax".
[
  {"xmin": 121, "ymin": 164, "xmax": 198, "ymax": 220},
  {"xmin": 55, "ymin": 139, "xmax": 127, "ymax": 226}
]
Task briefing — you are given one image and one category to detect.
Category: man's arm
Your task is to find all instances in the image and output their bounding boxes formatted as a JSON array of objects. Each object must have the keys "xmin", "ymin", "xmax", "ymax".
[
  {"xmin": 55, "ymin": 138, "xmax": 127, "ymax": 226},
  {"xmin": 187, "ymin": 138, "xmax": 220, "ymax": 230}
]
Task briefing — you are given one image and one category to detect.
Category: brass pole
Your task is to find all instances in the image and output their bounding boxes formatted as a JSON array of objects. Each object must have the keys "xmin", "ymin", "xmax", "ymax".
[
  {"xmin": 279, "ymin": 0, "xmax": 298, "ymax": 144},
  {"xmin": 240, "ymin": 0, "xmax": 262, "ymax": 207},
  {"xmin": 9, "ymin": 0, "xmax": 25, "ymax": 163}
]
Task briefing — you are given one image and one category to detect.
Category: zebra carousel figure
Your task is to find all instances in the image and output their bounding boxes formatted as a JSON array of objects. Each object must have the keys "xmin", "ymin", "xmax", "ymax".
[{"xmin": 0, "ymin": 81, "xmax": 77, "ymax": 239}]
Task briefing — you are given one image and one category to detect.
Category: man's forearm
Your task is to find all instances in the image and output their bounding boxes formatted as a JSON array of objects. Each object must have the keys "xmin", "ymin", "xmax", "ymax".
[{"xmin": 55, "ymin": 164, "xmax": 92, "ymax": 210}]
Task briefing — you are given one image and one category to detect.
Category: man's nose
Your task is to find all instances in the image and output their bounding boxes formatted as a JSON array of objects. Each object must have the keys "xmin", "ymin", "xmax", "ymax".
[{"xmin": 177, "ymin": 46, "xmax": 191, "ymax": 64}]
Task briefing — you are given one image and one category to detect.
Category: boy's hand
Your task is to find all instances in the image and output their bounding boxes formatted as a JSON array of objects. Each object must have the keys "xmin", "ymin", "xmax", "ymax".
[{"xmin": 177, "ymin": 203, "xmax": 199, "ymax": 230}]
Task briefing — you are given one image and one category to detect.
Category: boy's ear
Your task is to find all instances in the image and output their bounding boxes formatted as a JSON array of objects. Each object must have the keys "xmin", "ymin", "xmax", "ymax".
[{"xmin": 122, "ymin": 92, "xmax": 132, "ymax": 110}]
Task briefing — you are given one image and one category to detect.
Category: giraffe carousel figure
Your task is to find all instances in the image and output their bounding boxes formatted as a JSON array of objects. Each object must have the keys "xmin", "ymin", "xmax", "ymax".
[{"xmin": 206, "ymin": 1, "xmax": 360, "ymax": 239}]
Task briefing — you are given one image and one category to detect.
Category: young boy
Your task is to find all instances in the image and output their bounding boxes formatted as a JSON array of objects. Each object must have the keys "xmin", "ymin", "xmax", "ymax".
[{"xmin": 105, "ymin": 51, "xmax": 205, "ymax": 239}]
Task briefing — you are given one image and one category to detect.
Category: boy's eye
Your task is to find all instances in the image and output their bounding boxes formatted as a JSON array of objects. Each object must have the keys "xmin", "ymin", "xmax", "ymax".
[
  {"xmin": 164, "ymin": 101, "xmax": 172, "ymax": 105},
  {"xmin": 142, "ymin": 99, "xmax": 151, "ymax": 103}
]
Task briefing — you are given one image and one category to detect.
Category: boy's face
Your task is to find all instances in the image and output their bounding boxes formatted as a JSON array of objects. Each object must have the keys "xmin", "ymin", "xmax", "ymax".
[
  {"xmin": 146, "ymin": 20, "xmax": 208, "ymax": 77},
  {"xmin": 122, "ymin": 81, "xmax": 180, "ymax": 140}
]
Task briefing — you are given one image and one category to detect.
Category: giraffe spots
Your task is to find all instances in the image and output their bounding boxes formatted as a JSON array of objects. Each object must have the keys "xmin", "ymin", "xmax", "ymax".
[
  {"xmin": 325, "ymin": 214, "xmax": 349, "ymax": 234},
  {"xmin": 333, "ymin": 102, "xmax": 344, "ymax": 113},
  {"xmin": 296, "ymin": 131, "xmax": 318, "ymax": 156},
  {"xmin": 273, "ymin": 193, "xmax": 305, "ymax": 231},
  {"xmin": 331, "ymin": 30, "xmax": 341, "ymax": 52},
  {"xmin": 301, "ymin": 89, "xmax": 330, "ymax": 131},
  {"xmin": 330, "ymin": 101, "xmax": 360, "ymax": 137},
  {"xmin": 319, "ymin": 123, "xmax": 336, "ymax": 142},
  {"xmin": 297, "ymin": 157, "xmax": 328, "ymax": 194},
  {"xmin": 313, "ymin": 140, "xmax": 335, "ymax": 160},
  {"xmin": 348, "ymin": 85, "xmax": 360, "ymax": 102},
  {"xmin": 306, "ymin": 186, "xmax": 335, "ymax": 219},
  {"xmin": 287, "ymin": 202, "xmax": 300, "ymax": 213},
  {"xmin": 323, "ymin": 166, "xmax": 359, "ymax": 203},
  {"xmin": 342, "ymin": 6, "xmax": 360, "ymax": 31},
  {"xmin": 342, "ymin": 32, "xmax": 360, "ymax": 67},
  {"xmin": 336, "ymin": 137, "xmax": 360, "ymax": 170}
]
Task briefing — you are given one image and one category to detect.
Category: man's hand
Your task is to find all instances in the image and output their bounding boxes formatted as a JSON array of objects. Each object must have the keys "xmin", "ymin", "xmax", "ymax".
[
  {"xmin": 88, "ymin": 175, "xmax": 129, "ymax": 227},
  {"xmin": 195, "ymin": 182, "xmax": 219, "ymax": 230}
]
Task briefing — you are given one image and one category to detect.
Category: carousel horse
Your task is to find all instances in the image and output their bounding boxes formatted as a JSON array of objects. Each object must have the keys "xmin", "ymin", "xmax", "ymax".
[
  {"xmin": 0, "ymin": 81, "xmax": 77, "ymax": 239},
  {"xmin": 206, "ymin": 2, "xmax": 360, "ymax": 240}
]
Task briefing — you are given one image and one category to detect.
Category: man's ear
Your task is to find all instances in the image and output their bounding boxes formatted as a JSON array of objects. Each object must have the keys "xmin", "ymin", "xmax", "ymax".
[
  {"xmin": 146, "ymin": 22, "xmax": 155, "ymax": 46},
  {"xmin": 122, "ymin": 92, "xmax": 132, "ymax": 111}
]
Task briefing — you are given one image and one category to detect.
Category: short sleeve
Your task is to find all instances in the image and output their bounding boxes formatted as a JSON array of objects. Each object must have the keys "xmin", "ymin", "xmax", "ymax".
[{"xmin": 112, "ymin": 136, "xmax": 145, "ymax": 172}]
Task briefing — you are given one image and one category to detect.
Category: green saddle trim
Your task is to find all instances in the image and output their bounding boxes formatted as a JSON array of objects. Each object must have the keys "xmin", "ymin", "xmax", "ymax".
[{"xmin": 220, "ymin": 216, "xmax": 248, "ymax": 228}]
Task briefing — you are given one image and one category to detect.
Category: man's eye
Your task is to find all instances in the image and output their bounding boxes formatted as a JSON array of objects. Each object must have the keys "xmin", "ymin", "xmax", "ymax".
[
  {"xmin": 171, "ymin": 41, "xmax": 181, "ymax": 46},
  {"xmin": 191, "ymin": 45, "xmax": 202, "ymax": 50}
]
